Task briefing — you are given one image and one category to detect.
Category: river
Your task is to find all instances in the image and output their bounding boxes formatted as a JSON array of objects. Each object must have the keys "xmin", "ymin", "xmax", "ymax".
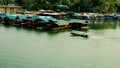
[{"xmin": 0, "ymin": 20, "xmax": 120, "ymax": 68}]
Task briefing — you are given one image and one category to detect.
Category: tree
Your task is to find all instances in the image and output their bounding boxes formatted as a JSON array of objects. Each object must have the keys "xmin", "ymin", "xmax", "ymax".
[
  {"xmin": 1, "ymin": 0, "xmax": 120, "ymax": 12},
  {"xmin": 108, "ymin": 2, "xmax": 117, "ymax": 12}
]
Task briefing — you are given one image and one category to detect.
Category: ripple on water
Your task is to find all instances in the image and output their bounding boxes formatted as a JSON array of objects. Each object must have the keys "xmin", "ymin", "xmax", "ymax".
[{"xmin": 1, "ymin": 24, "xmax": 120, "ymax": 68}]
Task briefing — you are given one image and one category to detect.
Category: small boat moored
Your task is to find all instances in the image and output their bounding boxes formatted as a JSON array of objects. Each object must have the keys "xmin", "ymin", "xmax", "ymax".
[{"xmin": 71, "ymin": 30, "xmax": 88, "ymax": 38}]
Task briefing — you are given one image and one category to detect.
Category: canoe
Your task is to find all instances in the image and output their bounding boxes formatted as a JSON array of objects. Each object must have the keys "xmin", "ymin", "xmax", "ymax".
[{"xmin": 71, "ymin": 30, "xmax": 88, "ymax": 37}]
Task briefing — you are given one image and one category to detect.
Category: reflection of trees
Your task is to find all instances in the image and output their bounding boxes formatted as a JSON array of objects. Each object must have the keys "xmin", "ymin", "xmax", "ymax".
[
  {"xmin": 46, "ymin": 29, "xmax": 71, "ymax": 36},
  {"xmin": 89, "ymin": 20, "xmax": 117, "ymax": 29}
]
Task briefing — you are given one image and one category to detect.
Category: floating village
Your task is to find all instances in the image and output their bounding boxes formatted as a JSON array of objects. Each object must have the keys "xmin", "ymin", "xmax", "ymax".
[
  {"xmin": 0, "ymin": 4, "xmax": 120, "ymax": 37},
  {"xmin": 1, "ymin": 1, "xmax": 120, "ymax": 68}
]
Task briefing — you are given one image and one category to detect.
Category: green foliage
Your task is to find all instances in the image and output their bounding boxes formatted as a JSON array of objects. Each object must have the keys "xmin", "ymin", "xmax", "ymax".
[{"xmin": 1, "ymin": 0, "xmax": 120, "ymax": 12}]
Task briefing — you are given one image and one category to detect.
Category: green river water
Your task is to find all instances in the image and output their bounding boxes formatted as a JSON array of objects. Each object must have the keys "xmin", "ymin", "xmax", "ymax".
[{"xmin": 0, "ymin": 20, "xmax": 120, "ymax": 68}]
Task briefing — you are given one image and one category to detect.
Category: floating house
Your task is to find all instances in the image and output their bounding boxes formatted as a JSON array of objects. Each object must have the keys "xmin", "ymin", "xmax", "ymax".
[
  {"xmin": 33, "ymin": 16, "xmax": 70, "ymax": 30},
  {"xmin": 0, "ymin": 5, "xmax": 22, "ymax": 14},
  {"xmin": 71, "ymin": 13, "xmax": 91, "ymax": 20},
  {"xmin": 3, "ymin": 14, "xmax": 20, "ymax": 24},
  {"xmin": 0, "ymin": 13, "xmax": 6, "ymax": 22},
  {"xmin": 69, "ymin": 20, "xmax": 89, "ymax": 29}
]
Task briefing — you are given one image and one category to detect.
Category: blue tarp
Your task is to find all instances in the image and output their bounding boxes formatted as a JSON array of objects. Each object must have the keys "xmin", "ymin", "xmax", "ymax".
[
  {"xmin": 5, "ymin": 14, "xmax": 37, "ymax": 21},
  {"xmin": 6, "ymin": 14, "xmax": 26, "ymax": 21},
  {"xmin": 4, "ymin": 14, "xmax": 58, "ymax": 22},
  {"xmin": 6, "ymin": 14, "xmax": 18, "ymax": 20},
  {"xmin": 37, "ymin": 16, "xmax": 57, "ymax": 22},
  {"xmin": 81, "ymin": 16, "xmax": 88, "ymax": 20},
  {"xmin": 0, "ymin": 13, "xmax": 6, "ymax": 18},
  {"xmin": 22, "ymin": 15, "xmax": 38, "ymax": 20}
]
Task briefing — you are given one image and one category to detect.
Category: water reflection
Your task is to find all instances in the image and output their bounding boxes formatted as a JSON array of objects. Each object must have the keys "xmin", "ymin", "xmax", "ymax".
[
  {"xmin": 116, "ymin": 21, "xmax": 120, "ymax": 29},
  {"xmin": 46, "ymin": 29, "xmax": 71, "ymax": 36},
  {"xmin": 1, "ymin": 20, "xmax": 120, "ymax": 68},
  {"xmin": 2, "ymin": 24, "xmax": 12, "ymax": 28},
  {"xmin": 1, "ymin": 24, "xmax": 71, "ymax": 36},
  {"xmin": 1, "ymin": 20, "xmax": 120, "ymax": 37},
  {"xmin": 89, "ymin": 20, "xmax": 119, "ymax": 29}
]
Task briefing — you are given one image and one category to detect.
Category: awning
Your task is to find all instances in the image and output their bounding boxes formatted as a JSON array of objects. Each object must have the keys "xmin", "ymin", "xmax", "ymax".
[{"xmin": 37, "ymin": 16, "xmax": 58, "ymax": 22}]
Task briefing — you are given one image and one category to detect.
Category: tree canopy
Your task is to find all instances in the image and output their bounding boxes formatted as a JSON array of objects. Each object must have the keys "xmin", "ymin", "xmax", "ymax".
[{"xmin": 1, "ymin": 0, "xmax": 120, "ymax": 13}]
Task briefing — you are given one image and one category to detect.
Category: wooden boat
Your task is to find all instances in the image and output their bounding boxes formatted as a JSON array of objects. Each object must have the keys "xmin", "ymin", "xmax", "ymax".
[{"xmin": 71, "ymin": 30, "xmax": 88, "ymax": 37}]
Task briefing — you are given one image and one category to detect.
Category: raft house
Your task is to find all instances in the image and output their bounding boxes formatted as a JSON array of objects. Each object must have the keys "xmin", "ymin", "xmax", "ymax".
[
  {"xmin": 0, "ymin": 13, "xmax": 89, "ymax": 30},
  {"xmin": 69, "ymin": 20, "xmax": 89, "ymax": 29}
]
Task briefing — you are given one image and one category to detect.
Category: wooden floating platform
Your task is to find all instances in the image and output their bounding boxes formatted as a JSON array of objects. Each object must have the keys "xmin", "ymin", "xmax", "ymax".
[
  {"xmin": 81, "ymin": 26, "xmax": 90, "ymax": 29},
  {"xmin": 0, "ymin": 13, "xmax": 90, "ymax": 31}
]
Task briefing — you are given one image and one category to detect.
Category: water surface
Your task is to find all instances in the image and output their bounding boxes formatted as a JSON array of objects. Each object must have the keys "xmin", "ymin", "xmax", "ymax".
[{"xmin": 0, "ymin": 20, "xmax": 120, "ymax": 68}]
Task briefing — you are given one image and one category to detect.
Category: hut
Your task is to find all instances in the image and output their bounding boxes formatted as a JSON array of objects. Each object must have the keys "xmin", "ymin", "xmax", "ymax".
[
  {"xmin": 34, "ymin": 16, "xmax": 58, "ymax": 29},
  {"xmin": 21, "ymin": 14, "xmax": 38, "ymax": 27},
  {"xmin": 69, "ymin": 20, "xmax": 89, "ymax": 29},
  {"xmin": 34, "ymin": 16, "xmax": 70, "ymax": 30},
  {"xmin": 3, "ymin": 14, "xmax": 18, "ymax": 24},
  {"xmin": 0, "ymin": 6, "xmax": 22, "ymax": 14}
]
